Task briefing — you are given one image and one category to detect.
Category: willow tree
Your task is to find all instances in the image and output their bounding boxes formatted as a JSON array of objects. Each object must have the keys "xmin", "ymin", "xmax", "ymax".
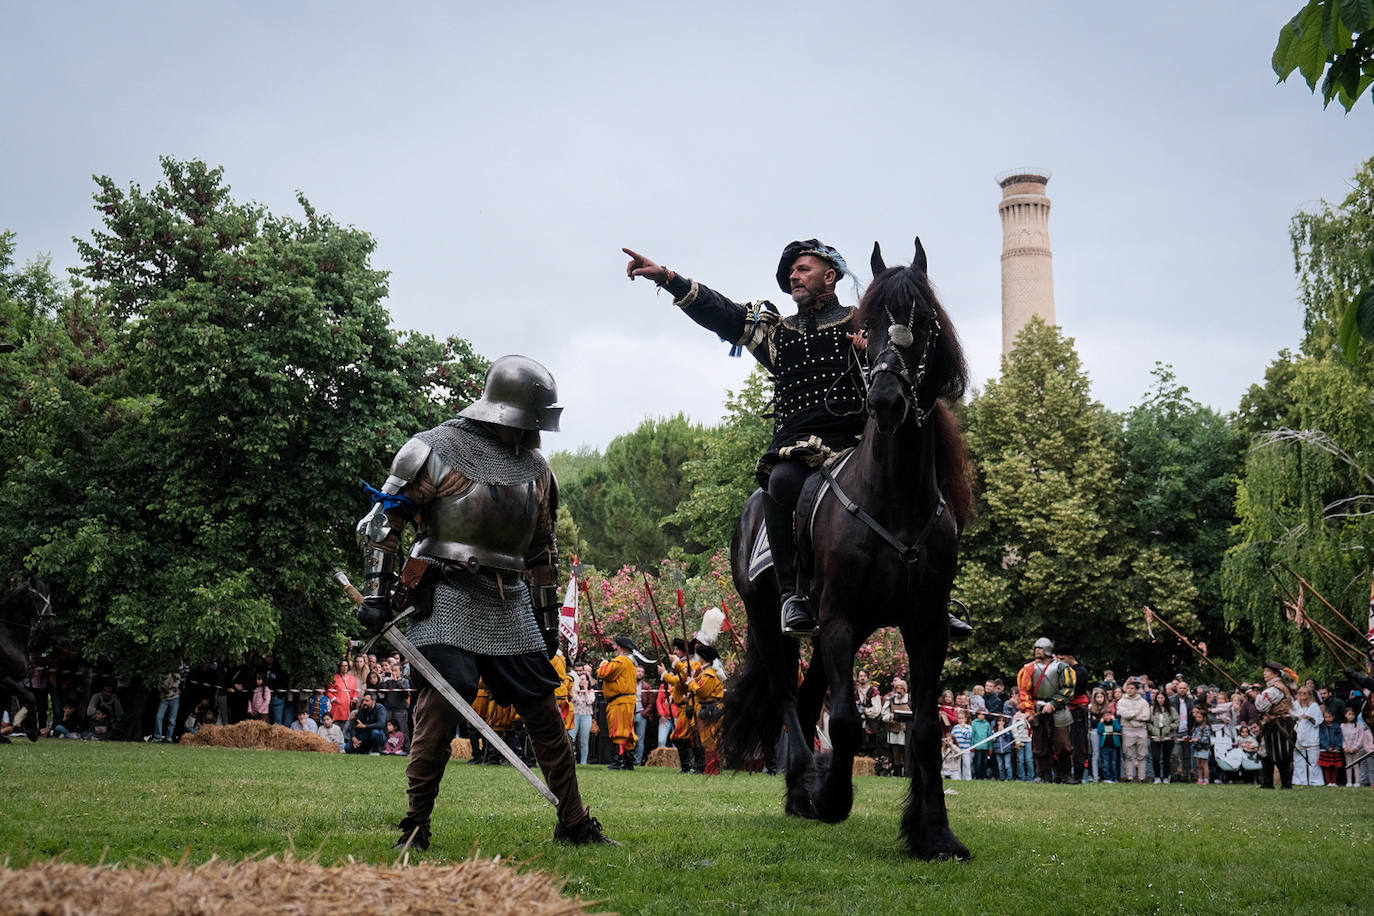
[{"xmin": 1224, "ymin": 158, "xmax": 1374, "ymax": 675}]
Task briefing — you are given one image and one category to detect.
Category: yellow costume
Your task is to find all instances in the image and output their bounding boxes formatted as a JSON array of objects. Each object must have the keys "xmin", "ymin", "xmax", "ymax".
[
  {"xmin": 689, "ymin": 666, "xmax": 725, "ymax": 753},
  {"xmin": 663, "ymin": 657, "xmax": 699, "ymax": 741},
  {"xmin": 598, "ymin": 653, "xmax": 638, "ymax": 753},
  {"xmin": 552, "ymin": 653, "xmax": 575, "ymax": 731}
]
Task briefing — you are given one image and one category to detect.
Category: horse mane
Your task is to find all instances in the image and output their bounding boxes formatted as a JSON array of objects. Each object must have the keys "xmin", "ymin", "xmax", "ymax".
[{"xmin": 857, "ymin": 265, "xmax": 974, "ymax": 530}]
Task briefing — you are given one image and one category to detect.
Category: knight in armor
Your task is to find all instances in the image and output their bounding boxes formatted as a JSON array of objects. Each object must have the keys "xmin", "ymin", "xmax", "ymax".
[
  {"xmin": 355, "ymin": 354, "xmax": 616, "ymax": 849},
  {"xmin": 1016, "ymin": 637, "xmax": 1076, "ymax": 783},
  {"xmin": 623, "ymin": 241, "xmax": 973, "ymax": 639},
  {"xmin": 1255, "ymin": 660, "xmax": 1298, "ymax": 789}
]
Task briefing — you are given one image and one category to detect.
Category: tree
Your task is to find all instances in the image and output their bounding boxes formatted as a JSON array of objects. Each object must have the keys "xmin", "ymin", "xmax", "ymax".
[
  {"xmin": 1119, "ymin": 365, "xmax": 1246, "ymax": 659},
  {"xmin": 557, "ymin": 414, "xmax": 705, "ymax": 570},
  {"xmin": 1, "ymin": 159, "xmax": 488, "ymax": 686},
  {"xmin": 1274, "ymin": 0, "xmax": 1374, "ymax": 112},
  {"xmin": 955, "ymin": 318, "xmax": 1199, "ymax": 681},
  {"xmin": 1223, "ymin": 160, "xmax": 1374, "ymax": 675}
]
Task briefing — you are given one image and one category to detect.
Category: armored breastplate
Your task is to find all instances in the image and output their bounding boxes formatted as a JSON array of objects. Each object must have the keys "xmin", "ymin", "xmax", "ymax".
[
  {"xmin": 1032, "ymin": 661, "xmax": 1060, "ymax": 700},
  {"xmin": 415, "ymin": 479, "xmax": 539, "ymax": 572},
  {"xmin": 770, "ymin": 306, "xmax": 863, "ymax": 425}
]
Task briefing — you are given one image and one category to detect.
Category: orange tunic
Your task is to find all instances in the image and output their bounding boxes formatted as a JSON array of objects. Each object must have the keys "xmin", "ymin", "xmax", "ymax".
[{"xmin": 598, "ymin": 654, "xmax": 638, "ymax": 749}]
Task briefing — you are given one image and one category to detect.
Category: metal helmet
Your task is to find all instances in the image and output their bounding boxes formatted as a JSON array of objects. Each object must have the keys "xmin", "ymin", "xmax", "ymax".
[
  {"xmin": 1034, "ymin": 637, "xmax": 1054, "ymax": 652},
  {"xmin": 458, "ymin": 355, "xmax": 563, "ymax": 432}
]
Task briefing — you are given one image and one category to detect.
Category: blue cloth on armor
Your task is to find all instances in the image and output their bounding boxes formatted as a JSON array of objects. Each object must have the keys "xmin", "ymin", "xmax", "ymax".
[{"xmin": 362, "ymin": 479, "xmax": 417, "ymax": 513}]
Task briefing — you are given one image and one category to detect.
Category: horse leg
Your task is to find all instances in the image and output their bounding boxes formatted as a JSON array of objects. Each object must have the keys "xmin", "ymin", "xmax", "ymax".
[
  {"xmin": 0, "ymin": 677, "xmax": 38, "ymax": 742},
  {"xmin": 899, "ymin": 616, "xmax": 969, "ymax": 861},
  {"xmin": 810, "ymin": 614, "xmax": 861, "ymax": 823}
]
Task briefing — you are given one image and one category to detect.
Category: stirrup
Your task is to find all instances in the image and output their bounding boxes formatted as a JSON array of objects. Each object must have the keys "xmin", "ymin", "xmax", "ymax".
[{"xmin": 780, "ymin": 596, "xmax": 817, "ymax": 637}]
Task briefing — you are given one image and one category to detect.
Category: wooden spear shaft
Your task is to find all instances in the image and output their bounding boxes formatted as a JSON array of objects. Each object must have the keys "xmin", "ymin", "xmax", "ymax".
[{"xmin": 1142, "ymin": 605, "xmax": 1243, "ymax": 688}]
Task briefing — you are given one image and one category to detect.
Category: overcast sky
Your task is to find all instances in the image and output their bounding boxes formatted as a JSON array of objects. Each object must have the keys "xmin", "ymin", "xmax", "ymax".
[{"xmin": 5, "ymin": 2, "xmax": 1371, "ymax": 452}]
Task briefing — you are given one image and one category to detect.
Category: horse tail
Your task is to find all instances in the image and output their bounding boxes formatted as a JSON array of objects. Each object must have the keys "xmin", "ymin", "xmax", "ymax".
[
  {"xmin": 721, "ymin": 633, "xmax": 781, "ymax": 770},
  {"xmin": 933, "ymin": 401, "xmax": 975, "ymax": 532}
]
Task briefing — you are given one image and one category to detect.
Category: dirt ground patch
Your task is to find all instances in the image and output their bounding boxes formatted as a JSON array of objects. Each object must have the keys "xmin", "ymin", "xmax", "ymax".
[{"xmin": 0, "ymin": 854, "xmax": 611, "ymax": 915}]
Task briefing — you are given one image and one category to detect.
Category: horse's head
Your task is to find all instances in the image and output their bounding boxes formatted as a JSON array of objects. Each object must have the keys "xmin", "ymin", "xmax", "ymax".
[
  {"xmin": 858, "ymin": 238, "xmax": 968, "ymax": 434},
  {"xmin": 2, "ymin": 576, "xmax": 54, "ymax": 631}
]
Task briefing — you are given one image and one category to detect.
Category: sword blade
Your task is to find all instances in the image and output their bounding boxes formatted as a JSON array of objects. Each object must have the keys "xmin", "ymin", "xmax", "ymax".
[{"xmin": 379, "ymin": 625, "xmax": 559, "ymax": 809}]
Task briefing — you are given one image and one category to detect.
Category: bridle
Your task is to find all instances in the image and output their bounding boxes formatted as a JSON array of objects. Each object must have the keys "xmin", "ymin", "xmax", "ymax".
[
  {"xmin": 865, "ymin": 288, "xmax": 942, "ymax": 428},
  {"xmin": 1, "ymin": 581, "xmax": 53, "ymax": 632}
]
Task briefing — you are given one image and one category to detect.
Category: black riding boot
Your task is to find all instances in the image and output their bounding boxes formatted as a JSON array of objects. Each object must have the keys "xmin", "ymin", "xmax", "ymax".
[{"xmin": 761, "ymin": 492, "xmax": 815, "ymax": 636}]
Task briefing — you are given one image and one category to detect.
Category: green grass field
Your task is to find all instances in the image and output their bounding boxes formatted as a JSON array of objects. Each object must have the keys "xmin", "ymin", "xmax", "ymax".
[{"xmin": 1, "ymin": 742, "xmax": 1370, "ymax": 914}]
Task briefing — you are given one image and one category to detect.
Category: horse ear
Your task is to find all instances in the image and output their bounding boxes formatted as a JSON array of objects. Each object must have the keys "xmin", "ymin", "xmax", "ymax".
[
  {"xmin": 870, "ymin": 241, "xmax": 885, "ymax": 276},
  {"xmin": 912, "ymin": 237, "xmax": 927, "ymax": 274}
]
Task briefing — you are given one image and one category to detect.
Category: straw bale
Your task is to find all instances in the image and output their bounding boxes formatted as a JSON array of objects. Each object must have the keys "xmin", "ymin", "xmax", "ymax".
[
  {"xmin": 852, "ymin": 756, "xmax": 876, "ymax": 776},
  {"xmin": 644, "ymin": 746, "xmax": 679, "ymax": 768},
  {"xmin": 450, "ymin": 737, "xmax": 473, "ymax": 760},
  {"xmin": 0, "ymin": 853, "xmax": 612, "ymax": 915},
  {"xmin": 179, "ymin": 720, "xmax": 340, "ymax": 753}
]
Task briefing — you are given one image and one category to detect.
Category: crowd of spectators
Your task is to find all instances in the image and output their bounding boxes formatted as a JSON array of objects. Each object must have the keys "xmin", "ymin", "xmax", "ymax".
[
  {"xmin": 17, "ymin": 645, "xmax": 1374, "ymax": 789},
  {"xmin": 908, "ymin": 668, "xmax": 1373, "ymax": 787}
]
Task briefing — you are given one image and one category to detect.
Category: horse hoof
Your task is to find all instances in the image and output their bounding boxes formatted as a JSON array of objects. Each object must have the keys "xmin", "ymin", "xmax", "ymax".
[{"xmin": 909, "ymin": 832, "xmax": 971, "ymax": 862}]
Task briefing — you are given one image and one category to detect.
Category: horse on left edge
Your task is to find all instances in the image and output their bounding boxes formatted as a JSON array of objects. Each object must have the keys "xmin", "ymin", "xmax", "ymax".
[{"xmin": 0, "ymin": 576, "xmax": 54, "ymax": 742}]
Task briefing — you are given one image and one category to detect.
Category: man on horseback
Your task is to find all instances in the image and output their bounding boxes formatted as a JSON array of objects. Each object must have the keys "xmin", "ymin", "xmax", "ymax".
[{"xmin": 623, "ymin": 241, "xmax": 972, "ymax": 640}]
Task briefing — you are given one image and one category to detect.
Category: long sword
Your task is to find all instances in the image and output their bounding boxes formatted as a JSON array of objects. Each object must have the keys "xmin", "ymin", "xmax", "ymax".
[{"xmin": 333, "ymin": 570, "xmax": 559, "ymax": 808}]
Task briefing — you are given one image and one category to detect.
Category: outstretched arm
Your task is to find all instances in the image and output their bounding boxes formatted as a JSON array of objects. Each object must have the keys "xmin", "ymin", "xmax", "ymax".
[{"xmin": 621, "ymin": 246, "xmax": 778, "ymax": 367}]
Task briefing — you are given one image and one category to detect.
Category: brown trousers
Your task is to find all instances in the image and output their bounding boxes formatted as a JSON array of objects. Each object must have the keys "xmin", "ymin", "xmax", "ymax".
[{"xmin": 405, "ymin": 686, "xmax": 587, "ymax": 830}]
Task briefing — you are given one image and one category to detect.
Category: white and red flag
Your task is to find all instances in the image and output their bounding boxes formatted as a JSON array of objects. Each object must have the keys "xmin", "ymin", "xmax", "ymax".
[{"xmin": 559, "ymin": 566, "xmax": 579, "ymax": 658}]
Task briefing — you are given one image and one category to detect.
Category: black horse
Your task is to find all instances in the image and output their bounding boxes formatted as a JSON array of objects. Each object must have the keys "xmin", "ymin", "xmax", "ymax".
[
  {"xmin": 722, "ymin": 239, "xmax": 973, "ymax": 860},
  {"xmin": 0, "ymin": 576, "xmax": 54, "ymax": 742}
]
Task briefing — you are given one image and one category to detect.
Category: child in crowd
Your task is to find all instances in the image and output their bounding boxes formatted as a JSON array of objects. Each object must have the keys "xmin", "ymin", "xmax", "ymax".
[
  {"xmin": 1011, "ymin": 705, "xmax": 1032, "ymax": 781},
  {"xmin": 1096, "ymin": 708, "xmax": 1121, "ymax": 783},
  {"xmin": 319, "ymin": 713, "xmax": 344, "ymax": 750},
  {"xmin": 52, "ymin": 701, "xmax": 82, "ymax": 738},
  {"xmin": 969, "ymin": 709, "xmax": 992, "ymax": 779},
  {"xmin": 1341, "ymin": 706, "xmax": 1373, "ymax": 787},
  {"xmin": 951, "ymin": 709, "xmax": 973, "ymax": 781},
  {"xmin": 86, "ymin": 707, "xmax": 112, "ymax": 740},
  {"xmin": 1189, "ymin": 706, "xmax": 1213, "ymax": 785},
  {"xmin": 993, "ymin": 710, "xmax": 1015, "ymax": 781},
  {"xmin": 308, "ymin": 688, "xmax": 331, "ymax": 724},
  {"xmin": 1318, "ymin": 707, "xmax": 1345, "ymax": 786},
  {"xmin": 384, "ymin": 719, "xmax": 406, "ymax": 755},
  {"xmin": 248, "ymin": 672, "xmax": 271, "ymax": 721}
]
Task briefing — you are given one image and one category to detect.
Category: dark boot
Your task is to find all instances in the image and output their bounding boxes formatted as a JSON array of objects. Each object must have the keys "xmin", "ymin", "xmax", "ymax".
[
  {"xmin": 622, "ymin": 748, "xmax": 635, "ymax": 771},
  {"xmin": 554, "ymin": 813, "xmax": 622, "ymax": 846},
  {"xmin": 607, "ymin": 746, "xmax": 624, "ymax": 770},
  {"xmin": 674, "ymin": 739, "xmax": 692, "ymax": 772},
  {"xmin": 394, "ymin": 816, "xmax": 431, "ymax": 852},
  {"xmin": 761, "ymin": 492, "xmax": 815, "ymax": 636}
]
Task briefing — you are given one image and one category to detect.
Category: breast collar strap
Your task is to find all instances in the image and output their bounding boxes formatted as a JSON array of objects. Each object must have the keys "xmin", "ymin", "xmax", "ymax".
[{"xmin": 820, "ymin": 464, "xmax": 945, "ymax": 567}]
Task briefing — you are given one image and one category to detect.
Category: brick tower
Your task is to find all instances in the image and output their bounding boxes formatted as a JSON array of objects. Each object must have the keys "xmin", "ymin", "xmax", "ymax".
[{"xmin": 996, "ymin": 168, "xmax": 1055, "ymax": 356}]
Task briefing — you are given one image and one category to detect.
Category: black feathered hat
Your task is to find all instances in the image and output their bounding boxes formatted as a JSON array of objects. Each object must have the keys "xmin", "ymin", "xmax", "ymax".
[
  {"xmin": 613, "ymin": 635, "xmax": 637, "ymax": 652},
  {"xmin": 696, "ymin": 644, "xmax": 719, "ymax": 664},
  {"xmin": 672, "ymin": 638, "xmax": 687, "ymax": 653},
  {"xmin": 775, "ymin": 239, "xmax": 849, "ymax": 293}
]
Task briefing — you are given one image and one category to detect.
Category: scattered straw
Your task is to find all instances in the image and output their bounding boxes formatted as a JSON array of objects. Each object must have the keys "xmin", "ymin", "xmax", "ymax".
[
  {"xmin": 179, "ymin": 721, "xmax": 339, "ymax": 753},
  {"xmin": 0, "ymin": 853, "xmax": 612, "ymax": 915}
]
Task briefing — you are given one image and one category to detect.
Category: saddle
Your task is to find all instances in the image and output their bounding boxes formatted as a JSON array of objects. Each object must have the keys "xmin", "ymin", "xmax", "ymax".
[{"xmin": 745, "ymin": 448, "xmax": 856, "ymax": 584}]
